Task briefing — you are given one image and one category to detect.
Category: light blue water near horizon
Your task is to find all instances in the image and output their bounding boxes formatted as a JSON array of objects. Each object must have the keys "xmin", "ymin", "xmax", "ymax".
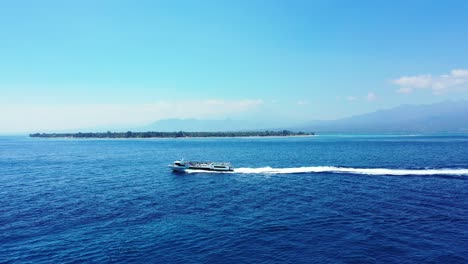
[{"xmin": 1, "ymin": 134, "xmax": 467, "ymax": 263}]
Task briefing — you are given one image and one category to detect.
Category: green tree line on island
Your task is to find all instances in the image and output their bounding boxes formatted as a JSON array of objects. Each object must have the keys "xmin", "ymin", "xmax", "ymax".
[{"xmin": 29, "ymin": 130, "xmax": 314, "ymax": 138}]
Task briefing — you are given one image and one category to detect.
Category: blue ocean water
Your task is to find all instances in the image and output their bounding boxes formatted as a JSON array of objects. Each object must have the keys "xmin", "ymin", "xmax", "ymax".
[{"xmin": 1, "ymin": 135, "xmax": 467, "ymax": 263}]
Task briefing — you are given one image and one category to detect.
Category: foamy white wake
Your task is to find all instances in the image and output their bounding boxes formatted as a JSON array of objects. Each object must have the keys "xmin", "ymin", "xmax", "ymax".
[
  {"xmin": 235, "ymin": 167, "xmax": 468, "ymax": 175},
  {"xmin": 186, "ymin": 166, "xmax": 468, "ymax": 176}
]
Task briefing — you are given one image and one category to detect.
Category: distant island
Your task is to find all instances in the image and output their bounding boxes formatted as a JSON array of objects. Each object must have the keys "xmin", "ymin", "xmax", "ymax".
[{"xmin": 29, "ymin": 130, "xmax": 314, "ymax": 138}]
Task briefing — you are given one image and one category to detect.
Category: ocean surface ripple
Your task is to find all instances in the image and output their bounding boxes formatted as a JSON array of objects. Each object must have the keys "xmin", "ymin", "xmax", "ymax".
[{"xmin": 1, "ymin": 135, "xmax": 467, "ymax": 263}]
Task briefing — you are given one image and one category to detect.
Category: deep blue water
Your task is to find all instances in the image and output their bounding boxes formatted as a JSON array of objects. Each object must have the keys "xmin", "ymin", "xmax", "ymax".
[{"xmin": 1, "ymin": 135, "xmax": 467, "ymax": 263}]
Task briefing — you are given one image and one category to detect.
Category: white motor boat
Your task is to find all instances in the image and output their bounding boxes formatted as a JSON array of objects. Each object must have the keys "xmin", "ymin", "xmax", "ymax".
[{"xmin": 169, "ymin": 159, "xmax": 233, "ymax": 172}]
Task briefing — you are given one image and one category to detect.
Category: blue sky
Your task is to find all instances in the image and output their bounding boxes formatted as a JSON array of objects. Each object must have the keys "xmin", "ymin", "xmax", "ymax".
[{"xmin": 1, "ymin": 0, "xmax": 468, "ymax": 132}]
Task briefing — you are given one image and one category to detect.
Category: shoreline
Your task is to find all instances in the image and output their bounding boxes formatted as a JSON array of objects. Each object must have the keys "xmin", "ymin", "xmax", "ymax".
[
  {"xmin": 29, "ymin": 131, "xmax": 315, "ymax": 139},
  {"xmin": 28, "ymin": 134, "xmax": 315, "ymax": 140}
]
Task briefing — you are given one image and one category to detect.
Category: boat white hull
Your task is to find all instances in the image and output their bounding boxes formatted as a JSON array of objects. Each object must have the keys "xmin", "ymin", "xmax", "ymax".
[
  {"xmin": 169, "ymin": 162, "xmax": 233, "ymax": 172},
  {"xmin": 169, "ymin": 165, "xmax": 187, "ymax": 172}
]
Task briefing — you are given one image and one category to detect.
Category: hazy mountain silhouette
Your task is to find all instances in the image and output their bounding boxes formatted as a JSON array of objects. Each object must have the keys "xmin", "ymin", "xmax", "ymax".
[
  {"xmin": 132, "ymin": 101, "xmax": 468, "ymax": 133},
  {"xmin": 300, "ymin": 100, "xmax": 468, "ymax": 133},
  {"xmin": 139, "ymin": 119, "xmax": 294, "ymax": 132}
]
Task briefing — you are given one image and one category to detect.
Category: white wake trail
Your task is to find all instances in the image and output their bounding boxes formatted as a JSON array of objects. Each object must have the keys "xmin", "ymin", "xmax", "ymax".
[{"xmin": 232, "ymin": 166, "xmax": 468, "ymax": 176}]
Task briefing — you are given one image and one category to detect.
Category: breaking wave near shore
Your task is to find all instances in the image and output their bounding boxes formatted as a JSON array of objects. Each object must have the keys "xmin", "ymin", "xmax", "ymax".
[{"xmin": 187, "ymin": 166, "xmax": 468, "ymax": 176}]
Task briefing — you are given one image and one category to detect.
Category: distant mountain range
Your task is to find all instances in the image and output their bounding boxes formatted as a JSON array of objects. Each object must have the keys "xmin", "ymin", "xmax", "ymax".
[
  {"xmin": 299, "ymin": 100, "xmax": 468, "ymax": 133},
  {"xmin": 138, "ymin": 119, "xmax": 295, "ymax": 132},
  {"xmin": 139, "ymin": 100, "xmax": 468, "ymax": 133}
]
